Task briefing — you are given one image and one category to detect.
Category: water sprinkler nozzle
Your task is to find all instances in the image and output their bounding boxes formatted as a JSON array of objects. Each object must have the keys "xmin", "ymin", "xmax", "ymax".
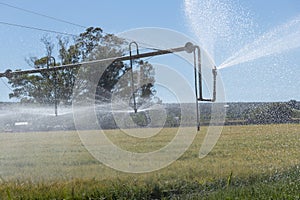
[
  {"xmin": 212, "ymin": 67, "xmax": 217, "ymax": 76},
  {"xmin": 4, "ymin": 69, "xmax": 12, "ymax": 78}
]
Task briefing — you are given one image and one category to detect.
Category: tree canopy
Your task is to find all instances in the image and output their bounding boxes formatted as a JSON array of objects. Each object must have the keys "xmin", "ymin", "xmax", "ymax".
[{"xmin": 8, "ymin": 27, "xmax": 156, "ymax": 106}]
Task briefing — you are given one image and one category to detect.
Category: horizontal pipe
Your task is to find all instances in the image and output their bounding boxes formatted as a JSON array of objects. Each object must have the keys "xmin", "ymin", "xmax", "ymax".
[{"xmin": 0, "ymin": 44, "xmax": 194, "ymax": 78}]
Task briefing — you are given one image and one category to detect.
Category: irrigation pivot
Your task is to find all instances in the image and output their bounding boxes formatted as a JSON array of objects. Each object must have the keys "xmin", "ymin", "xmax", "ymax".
[{"xmin": 0, "ymin": 42, "xmax": 217, "ymax": 130}]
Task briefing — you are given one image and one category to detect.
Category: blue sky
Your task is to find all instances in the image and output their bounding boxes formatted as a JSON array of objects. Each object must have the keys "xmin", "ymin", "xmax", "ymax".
[{"xmin": 0, "ymin": 0, "xmax": 299, "ymax": 102}]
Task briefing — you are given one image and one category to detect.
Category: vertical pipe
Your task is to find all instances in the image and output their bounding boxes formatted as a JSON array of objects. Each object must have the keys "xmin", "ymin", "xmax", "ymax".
[
  {"xmin": 195, "ymin": 46, "xmax": 202, "ymax": 101},
  {"xmin": 212, "ymin": 67, "xmax": 217, "ymax": 102},
  {"xmin": 47, "ymin": 56, "xmax": 57, "ymax": 116},
  {"xmin": 129, "ymin": 42, "xmax": 139, "ymax": 113},
  {"xmin": 54, "ymin": 68, "xmax": 57, "ymax": 116},
  {"xmin": 193, "ymin": 50, "xmax": 200, "ymax": 131}
]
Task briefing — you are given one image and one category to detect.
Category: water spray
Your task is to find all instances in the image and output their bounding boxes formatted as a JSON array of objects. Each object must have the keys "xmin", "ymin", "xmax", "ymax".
[{"xmin": 0, "ymin": 42, "xmax": 217, "ymax": 130}]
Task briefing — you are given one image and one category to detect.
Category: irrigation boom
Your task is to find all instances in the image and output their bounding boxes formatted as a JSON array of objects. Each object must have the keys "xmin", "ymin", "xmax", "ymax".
[{"xmin": 0, "ymin": 42, "xmax": 217, "ymax": 130}]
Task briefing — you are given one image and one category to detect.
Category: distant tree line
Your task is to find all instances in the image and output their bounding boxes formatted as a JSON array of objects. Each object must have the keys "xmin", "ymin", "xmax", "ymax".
[
  {"xmin": 163, "ymin": 100, "xmax": 300, "ymax": 127},
  {"xmin": 244, "ymin": 102, "xmax": 292, "ymax": 124},
  {"xmin": 225, "ymin": 100, "xmax": 300, "ymax": 125}
]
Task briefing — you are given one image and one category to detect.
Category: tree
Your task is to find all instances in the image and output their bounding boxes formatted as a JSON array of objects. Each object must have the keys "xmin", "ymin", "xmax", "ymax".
[
  {"xmin": 287, "ymin": 99, "xmax": 300, "ymax": 110},
  {"xmin": 8, "ymin": 35, "xmax": 57, "ymax": 104},
  {"xmin": 100, "ymin": 60, "xmax": 157, "ymax": 106},
  {"xmin": 245, "ymin": 103, "xmax": 293, "ymax": 124},
  {"xmin": 8, "ymin": 27, "xmax": 156, "ymax": 106}
]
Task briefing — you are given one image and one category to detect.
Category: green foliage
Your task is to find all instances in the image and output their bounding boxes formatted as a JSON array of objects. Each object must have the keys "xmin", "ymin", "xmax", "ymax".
[
  {"xmin": 7, "ymin": 27, "xmax": 156, "ymax": 105},
  {"xmin": 129, "ymin": 112, "xmax": 151, "ymax": 127},
  {"xmin": 97, "ymin": 59, "xmax": 156, "ymax": 104},
  {"xmin": 8, "ymin": 72, "xmax": 56, "ymax": 104},
  {"xmin": 292, "ymin": 109, "xmax": 300, "ymax": 118},
  {"xmin": 287, "ymin": 99, "xmax": 300, "ymax": 110},
  {"xmin": 221, "ymin": 100, "xmax": 300, "ymax": 125},
  {"xmin": 244, "ymin": 102, "xmax": 293, "ymax": 124}
]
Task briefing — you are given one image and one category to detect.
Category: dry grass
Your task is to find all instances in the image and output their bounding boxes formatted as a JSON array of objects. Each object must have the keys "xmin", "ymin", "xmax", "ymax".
[
  {"xmin": 0, "ymin": 124, "xmax": 299, "ymax": 198},
  {"xmin": 0, "ymin": 124, "xmax": 298, "ymax": 181}
]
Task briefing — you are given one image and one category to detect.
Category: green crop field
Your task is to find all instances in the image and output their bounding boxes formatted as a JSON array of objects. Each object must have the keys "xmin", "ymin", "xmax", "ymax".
[{"xmin": 0, "ymin": 124, "xmax": 299, "ymax": 199}]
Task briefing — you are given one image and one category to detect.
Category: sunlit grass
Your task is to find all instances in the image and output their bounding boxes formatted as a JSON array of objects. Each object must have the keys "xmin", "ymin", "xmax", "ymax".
[{"xmin": 0, "ymin": 124, "xmax": 299, "ymax": 198}]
